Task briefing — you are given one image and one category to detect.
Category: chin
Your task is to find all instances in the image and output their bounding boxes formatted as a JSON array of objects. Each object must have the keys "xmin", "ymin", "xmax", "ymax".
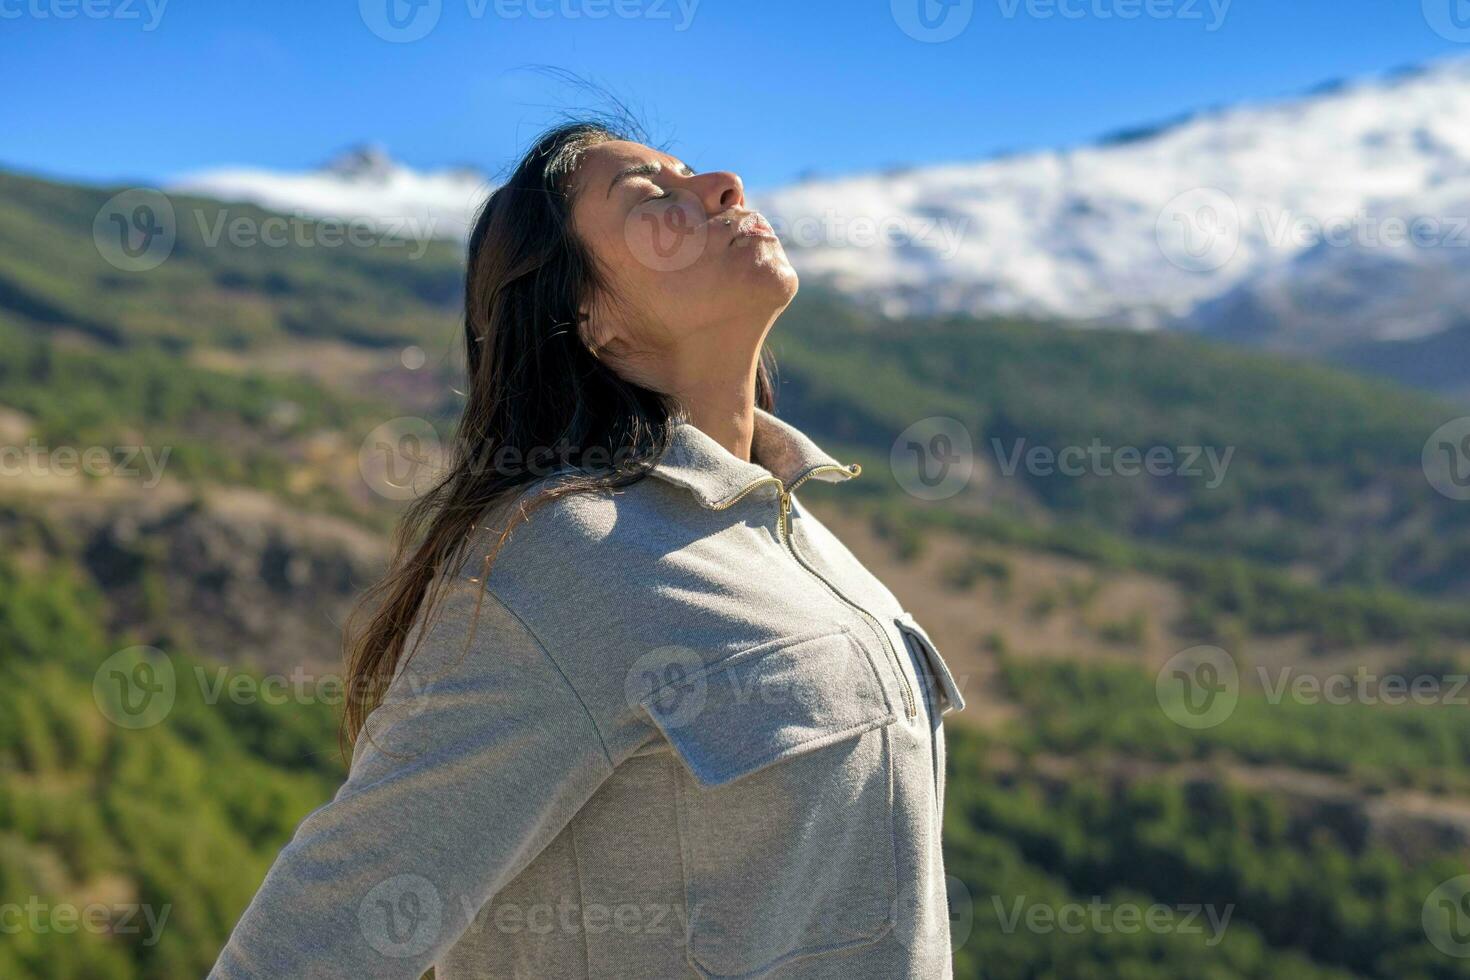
[{"xmin": 737, "ymin": 245, "xmax": 799, "ymax": 302}]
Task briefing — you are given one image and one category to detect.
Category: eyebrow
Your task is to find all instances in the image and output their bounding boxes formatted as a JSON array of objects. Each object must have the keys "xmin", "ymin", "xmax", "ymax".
[{"xmin": 606, "ymin": 160, "xmax": 694, "ymax": 197}]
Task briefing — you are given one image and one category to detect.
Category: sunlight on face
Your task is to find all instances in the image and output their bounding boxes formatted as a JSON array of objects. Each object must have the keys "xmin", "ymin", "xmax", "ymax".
[{"xmin": 568, "ymin": 140, "xmax": 797, "ymax": 363}]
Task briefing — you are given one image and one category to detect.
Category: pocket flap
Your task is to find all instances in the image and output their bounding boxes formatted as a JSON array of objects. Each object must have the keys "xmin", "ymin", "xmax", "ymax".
[
  {"xmin": 639, "ymin": 626, "xmax": 898, "ymax": 788},
  {"xmin": 895, "ymin": 613, "xmax": 967, "ymax": 715}
]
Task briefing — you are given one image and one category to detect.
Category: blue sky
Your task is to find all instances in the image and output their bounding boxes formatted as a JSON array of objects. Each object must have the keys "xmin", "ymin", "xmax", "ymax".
[{"xmin": 3, "ymin": 0, "xmax": 1468, "ymax": 189}]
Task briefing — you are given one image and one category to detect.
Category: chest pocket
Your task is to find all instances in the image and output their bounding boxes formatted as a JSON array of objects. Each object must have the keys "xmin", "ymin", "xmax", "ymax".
[
  {"xmin": 893, "ymin": 612, "xmax": 966, "ymax": 719},
  {"xmin": 639, "ymin": 625, "xmax": 901, "ymax": 979}
]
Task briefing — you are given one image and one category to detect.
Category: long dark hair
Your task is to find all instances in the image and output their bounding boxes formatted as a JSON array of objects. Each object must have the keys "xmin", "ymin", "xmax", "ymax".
[{"xmin": 342, "ymin": 119, "xmax": 777, "ymax": 745}]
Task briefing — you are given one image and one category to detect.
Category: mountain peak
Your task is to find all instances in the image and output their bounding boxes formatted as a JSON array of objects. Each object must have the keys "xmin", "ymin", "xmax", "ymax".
[{"xmin": 320, "ymin": 143, "xmax": 398, "ymax": 179}]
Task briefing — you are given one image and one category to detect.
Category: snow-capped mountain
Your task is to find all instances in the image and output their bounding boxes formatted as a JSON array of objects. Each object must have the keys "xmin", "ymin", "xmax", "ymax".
[
  {"xmin": 758, "ymin": 57, "xmax": 1470, "ymax": 349},
  {"xmin": 172, "ymin": 144, "xmax": 491, "ymax": 240},
  {"xmin": 167, "ymin": 58, "xmax": 1470, "ymax": 377}
]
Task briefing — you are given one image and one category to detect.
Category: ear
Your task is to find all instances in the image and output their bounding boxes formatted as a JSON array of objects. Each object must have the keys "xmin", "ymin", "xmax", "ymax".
[{"xmin": 578, "ymin": 301, "xmax": 620, "ymax": 355}]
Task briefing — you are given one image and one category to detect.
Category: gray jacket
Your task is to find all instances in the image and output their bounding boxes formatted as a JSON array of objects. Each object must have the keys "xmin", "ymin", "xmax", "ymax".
[{"xmin": 210, "ymin": 408, "xmax": 967, "ymax": 979}]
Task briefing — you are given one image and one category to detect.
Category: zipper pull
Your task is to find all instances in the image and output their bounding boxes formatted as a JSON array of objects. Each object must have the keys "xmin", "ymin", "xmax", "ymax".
[{"xmin": 778, "ymin": 489, "xmax": 792, "ymax": 541}]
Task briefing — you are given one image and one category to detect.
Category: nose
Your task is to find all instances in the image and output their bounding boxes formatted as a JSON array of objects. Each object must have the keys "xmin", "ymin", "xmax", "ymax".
[{"xmin": 688, "ymin": 170, "xmax": 745, "ymax": 217}]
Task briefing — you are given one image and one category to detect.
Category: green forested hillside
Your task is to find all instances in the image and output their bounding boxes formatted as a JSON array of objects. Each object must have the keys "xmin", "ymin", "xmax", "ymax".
[
  {"xmin": 5, "ymin": 169, "xmax": 1466, "ymax": 598},
  {"xmin": 0, "ymin": 557, "xmax": 339, "ymax": 979},
  {"xmin": 773, "ymin": 292, "xmax": 1470, "ymax": 598},
  {"xmin": 2, "ymin": 169, "xmax": 1469, "ymax": 979}
]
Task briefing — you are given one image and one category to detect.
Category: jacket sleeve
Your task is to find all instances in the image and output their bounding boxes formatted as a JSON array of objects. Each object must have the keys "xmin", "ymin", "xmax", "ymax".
[{"xmin": 209, "ymin": 575, "xmax": 614, "ymax": 978}]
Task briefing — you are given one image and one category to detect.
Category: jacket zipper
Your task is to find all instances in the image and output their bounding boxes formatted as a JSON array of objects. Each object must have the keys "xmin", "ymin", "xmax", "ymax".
[{"xmin": 714, "ymin": 463, "xmax": 918, "ymax": 720}]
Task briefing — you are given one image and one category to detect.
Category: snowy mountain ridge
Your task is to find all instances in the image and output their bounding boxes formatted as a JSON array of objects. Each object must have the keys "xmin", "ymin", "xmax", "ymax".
[{"xmin": 171, "ymin": 58, "xmax": 1470, "ymax": 356}]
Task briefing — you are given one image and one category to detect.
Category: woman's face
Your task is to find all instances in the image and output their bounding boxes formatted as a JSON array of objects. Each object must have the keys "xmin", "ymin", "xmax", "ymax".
[{"xmin": 568, "ymin": 140, "xmax": 797, "ymax": 366}]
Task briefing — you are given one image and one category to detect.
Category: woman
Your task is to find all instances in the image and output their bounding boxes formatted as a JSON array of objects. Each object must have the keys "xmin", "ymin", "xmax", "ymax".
[{"xmin": 210, "ymin": 120, "xmax": 967, "ymax": 979}]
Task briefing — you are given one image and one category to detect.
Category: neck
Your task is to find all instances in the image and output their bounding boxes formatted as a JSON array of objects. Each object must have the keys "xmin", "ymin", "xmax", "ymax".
[
  {"xmin": 653, "ymin": 313, "xmax": 777, "ymax": 464},
  {"xmin": 680, "ymin": 373, "xmax": 761, "ymax": 464}
]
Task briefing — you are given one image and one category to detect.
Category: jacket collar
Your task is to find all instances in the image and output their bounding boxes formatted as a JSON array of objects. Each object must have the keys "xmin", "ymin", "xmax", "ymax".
[{"xmin": 648, "ymin": 408, "xmax": 861, "ymax": 509}]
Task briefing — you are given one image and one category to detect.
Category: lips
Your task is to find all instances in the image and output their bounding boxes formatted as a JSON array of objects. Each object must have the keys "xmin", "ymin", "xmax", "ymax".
[{"xmin": 733, "ymin": 212, "xmax": 778, "ymax": 239}]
